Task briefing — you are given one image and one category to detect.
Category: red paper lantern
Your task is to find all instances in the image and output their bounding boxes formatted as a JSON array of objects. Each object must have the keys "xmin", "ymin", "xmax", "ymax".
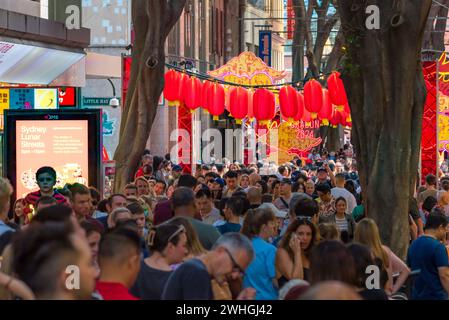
[
  {"xmin": 279, "ymin": 86, "xmax": 298, "ymax": 122},
  {"xmin": 164, "ymin": 70, "xmax": 182, "ymax": 106},
  {"xmin": 327, "ymin": 71, "xmax": 348, "ymax": 112},
  {"xmin": 230, "ymin": 87, "xmax": 248, "ymax": 124},
  {"xmin": 201, "ymin": 80, "xmax": 213, "ymax": 111},
  {"xmin": 294, "ymin": 91, "xmax": 304, "ymax": 122},
  {"xmin": 208, "ymin": 83, "xmax": 225, "ymax": 120},
  {"xmin": 319, "ymin": 89, "xmax": 333, "ymax": 126},
  {"xmin": 253, "ymin": 89, "xmax": 276, "ymax": 126},
  {"xmin": 183, "ymin": 76, "xmax": 203, "ymax": 111},
  {"xmin": 303, "ymin": 79, "xmax": 323, "ymax": 119}
]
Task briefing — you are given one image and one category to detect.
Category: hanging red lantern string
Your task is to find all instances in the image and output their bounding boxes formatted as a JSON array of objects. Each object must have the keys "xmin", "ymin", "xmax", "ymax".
[
  {"xmin": 253, "ymin": 88, "xmax": 276, "ymax": 126},
  {"xmin": 208, "ymin": 82, "xmax": 225, "ymax": 120},
  {"xmin": 294, "ymin": 91, "xmax": 304, "ymax": 122},
  {"xmin": 183, "ymin": 76, "xmax": 203, "ymax": 112},
  {"xmin": 327, "ymin": 71, "xmax": 348, "ymax": 112},
  {"xmin": 279, "ymin": 86, "xmax": 298, "ymax": 123},
  {"xmin": 303, "ymin": 79, "xmax": 323, "ymax": 119},
  {"xmin": 230, "ymin": 87, "xmax": 248, "ymax": 124},
  {"xmin": 319, "ymin": 89, "xmax": 333, "ymax": 126}
]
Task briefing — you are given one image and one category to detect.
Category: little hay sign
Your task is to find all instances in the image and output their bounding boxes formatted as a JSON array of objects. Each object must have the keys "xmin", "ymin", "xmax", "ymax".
[{"xmin": 82, "ymin": 97, "xmax": 118, "ymax": 106}]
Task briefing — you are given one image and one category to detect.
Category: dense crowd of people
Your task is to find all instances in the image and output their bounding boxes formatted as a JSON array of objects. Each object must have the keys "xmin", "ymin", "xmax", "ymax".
[{"xmin": 0, "ymin": 146, "xmax": 449, "ymax": 300}]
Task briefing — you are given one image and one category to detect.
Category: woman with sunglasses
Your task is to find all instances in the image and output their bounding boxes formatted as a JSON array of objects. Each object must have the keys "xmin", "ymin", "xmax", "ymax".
[
  {"xmin": 241, "ymin": 207, "xmax": 279, "ymax": 300},
  {"xmin": 276, "ymin": 218, "xmax": 318, "ymax": 287},
  {"xmin": 130, "ymin": 223, "xmax": 188, "ymax": 300}
]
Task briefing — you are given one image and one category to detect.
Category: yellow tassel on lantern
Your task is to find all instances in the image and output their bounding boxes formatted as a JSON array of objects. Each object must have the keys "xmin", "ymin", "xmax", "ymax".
[
  {"xmin": 168, "ymin": 101, "xmax": 178, "ymax": 107},
  {"xmin": 335, "ymin": 105, "xmax": 344, "ymax": 112},
  {"xmin": 236, "ymin": 119, "xmax": 242, "ymax": 125},
  {"xmin": 310, "ymin": 112, "xmax": 318, "ymax": 119},
  {"xmin": 322, "ymin": 119, "xmax": 329, "ymax": 126},
  {"xmin": 213, "ymin": 116, "xmax": 219, "ymax": 121}
]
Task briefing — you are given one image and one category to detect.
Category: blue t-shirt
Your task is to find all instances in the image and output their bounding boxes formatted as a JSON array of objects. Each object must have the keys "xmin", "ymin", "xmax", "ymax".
[
  {"xmin": 216, "ymin": 222, "xmax": 241, "ymax": 235},
  {"xmin": 407, "ymin": 235, "xmax": 449, "ymax": 300},
  {"xmin": 243, "ymin": 237, "xmax": 278, "ymax": 300}
]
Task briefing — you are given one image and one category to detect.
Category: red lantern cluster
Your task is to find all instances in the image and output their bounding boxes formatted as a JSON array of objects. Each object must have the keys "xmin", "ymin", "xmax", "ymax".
[{"xmin": 163, "ymin": 69, "xmax": 352, "ymax": 128}]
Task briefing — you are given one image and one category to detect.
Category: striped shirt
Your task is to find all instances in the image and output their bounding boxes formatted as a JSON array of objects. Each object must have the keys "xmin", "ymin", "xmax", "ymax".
[
  {"xmin": 335, "ymin": 216, "xmax": 348, "ymax": 232},
  {"xmin": 25, "ymin": 190, "xmax": 67, "ymax": 208}
]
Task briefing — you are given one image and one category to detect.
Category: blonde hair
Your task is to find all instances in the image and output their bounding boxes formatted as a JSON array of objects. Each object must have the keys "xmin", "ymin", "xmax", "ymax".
[
  {"xmin": 134, "ymin": 177, "xmax": 156, "ymax": 197},
  {"xmin": 168, "ymin": 216, "xmax": 207, "ymax": 257},
  {"xmin": 354, "ymin": 218, "xmax": 389, "ymax": 268}
]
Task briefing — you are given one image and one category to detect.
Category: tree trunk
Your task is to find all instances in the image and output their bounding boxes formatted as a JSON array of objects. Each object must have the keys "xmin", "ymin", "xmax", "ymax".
[
  {"xmin": 337, "ymin": 0, "xmax": 432, "ymax": 258},
  {"xmin": 113, "ymin": 0, "xmax": 186, "ymax": 193},
  {"xmin": 423, "ymin": 0, "xmax": 449, "ymax": 52}
]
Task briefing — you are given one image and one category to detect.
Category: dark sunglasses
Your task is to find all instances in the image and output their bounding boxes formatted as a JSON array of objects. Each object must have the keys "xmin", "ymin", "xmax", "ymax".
[{"xmin": 223, "ymin": 247, "xmax": 246, "ymax": 277}]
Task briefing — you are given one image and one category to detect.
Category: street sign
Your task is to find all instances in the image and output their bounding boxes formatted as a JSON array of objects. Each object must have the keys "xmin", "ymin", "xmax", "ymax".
[
  {"xmin": 259, "ymin": 31, "xmax": 272, "ymax": 67},
  {"xmin": 82, "ymin": 97, "xmax": 118, "ymax": 106}
]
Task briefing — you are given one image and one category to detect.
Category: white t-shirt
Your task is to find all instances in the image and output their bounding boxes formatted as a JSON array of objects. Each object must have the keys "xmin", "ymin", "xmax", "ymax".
[{"xmin": 331, "ymin": 187, "xmax": 357, "ymax": 214}]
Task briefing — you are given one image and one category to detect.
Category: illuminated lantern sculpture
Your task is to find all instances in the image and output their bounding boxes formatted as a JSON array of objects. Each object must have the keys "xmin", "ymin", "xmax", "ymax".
[
  {"xmin": 319, "ymin": 89, "xmax": 333, "ymax": 126},
  {"xmin": 164, "ymin": 70, "xmax": 183, "ymax": 106},
  {"xmin": 207, "ymin": 82, "xmax": 225, "ymax": 120},
  {"xmin": 253, "ymin": 88, "xmax": 276, "ymax": 126},
  {"xmin": 303, "ymin": 79, "xmax": 323, "ymax": 119},
  {"xmin": 279, "ymin": 86, "xmax": 298, "ymax": 122},
  {"xmin": 183, "ymin": 76, "xmax": 203, "ymax": 111},
  {"xmin": 327, "ymin": 71, "xmax": 348, "ymax": 112},
  {"xmin": 294, "ymin": 91, "xmax": 304, "ymax": 122},
  {"xmin": 229, "ymin": 87, "xmax": 248, "ymax": 124}
]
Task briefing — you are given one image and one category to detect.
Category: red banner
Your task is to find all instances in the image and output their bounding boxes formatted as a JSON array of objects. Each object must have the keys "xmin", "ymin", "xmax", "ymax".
[{"xmin": 287, "ymin": 0, "xmax": 295, "ymax": 40}]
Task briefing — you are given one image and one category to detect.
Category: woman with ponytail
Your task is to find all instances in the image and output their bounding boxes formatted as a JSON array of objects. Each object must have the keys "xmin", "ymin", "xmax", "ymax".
[
  {"xmin": 130, "ymin": 223, "xmax": 187, "ymax": 299},
  {"xmin": 241, "ymin": 207, "xmax": 279, "ymax": 300}
]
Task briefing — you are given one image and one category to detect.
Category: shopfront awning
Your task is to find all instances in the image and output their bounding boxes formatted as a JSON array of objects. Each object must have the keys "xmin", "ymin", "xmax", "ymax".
[{"xmin": 0, "ymin": 41, "xmax": 85, "ymax": 85}]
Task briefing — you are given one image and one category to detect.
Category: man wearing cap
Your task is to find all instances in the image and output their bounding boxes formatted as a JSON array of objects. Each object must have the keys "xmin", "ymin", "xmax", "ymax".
[
  {"xmin": 315, "ymin": 163, "xmax": 335, "ymax": 189},
  {"xmin": 273, "ymin": 178, "xmax": 293, "ymax": 212}
]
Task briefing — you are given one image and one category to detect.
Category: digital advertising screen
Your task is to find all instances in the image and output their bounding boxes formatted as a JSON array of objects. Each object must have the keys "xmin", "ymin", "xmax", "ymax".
[{"xmin": 4, "ymin": 110, "xmax": 102, "ymax": 198}]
